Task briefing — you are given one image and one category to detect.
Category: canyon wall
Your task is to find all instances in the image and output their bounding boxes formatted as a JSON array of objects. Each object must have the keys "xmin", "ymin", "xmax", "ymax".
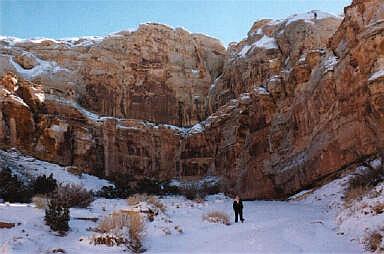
[
  {"xmin": 0, "ymin": 24, "xmax": 225, "ymax": 126},
  {"xmin": 0, "ymin": 0, "xmax": 383, "ymax": 199}
]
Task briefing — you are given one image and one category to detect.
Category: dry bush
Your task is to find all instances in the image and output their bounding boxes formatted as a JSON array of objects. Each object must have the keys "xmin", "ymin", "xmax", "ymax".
[
  {"xmin": 127, "ymin": 194, "xmax": 147, "ymax": 206},
  {"xmin": 90, "ymin": 233, "xmax": 126, "ymax": 247},
  {"xmin": 97, "ymin": 210, "xmax": 132, "ymax": 233},
  {"xmin": 65, "ymin": 166, "xmax": 83, "ymax": 176},
  {"xmin": 179, "ymin": 181, "xmax": 221, "ymax": 200},
  {"xmin": 203, "ymin": 211, "xmax": 230, "ymax": 225},
  {"xmin": 364, "ymin": 231, "xmax": 383, "ymax": 252},
  {"xmin": 56, "ymin": 184, "xmax": 93, "ymax": 208},
  {"xmin": 147, "ymin": 196, "xmax": 166, "ymax": 213},
  {"xmin": 95, "ymin": 210, "xmax": 145, "ymax": 253},
  {"xmin": 344, "ymin": 166, "xmax": 384, "ymax": 207},
  {"xmin": 127, "ymin": 212, "xmax": 145, "ymax": 253},
  {"xmin": 372, "ymin": 203, "xmax": 384, "ymax": 215},
  {"xmin": 194, "ymin": 197, "xmax": 205, "ymax": 203},
  {"xmin": 344, "ymin": 185, "xmax": 368, "ymax": 206},
  {"xmin": 32, "ymin": 195, "xmax": 48, "ymax": 209}
]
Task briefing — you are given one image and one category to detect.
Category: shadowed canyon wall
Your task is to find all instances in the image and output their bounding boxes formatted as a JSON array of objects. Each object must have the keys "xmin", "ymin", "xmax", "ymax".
[{"xmin": 1, "ymin": 0, "xmax": 383, "ymax": 199}]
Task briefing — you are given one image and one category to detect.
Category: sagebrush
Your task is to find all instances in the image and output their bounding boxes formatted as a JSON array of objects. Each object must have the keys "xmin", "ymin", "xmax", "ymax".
[
  {"xmin": 344, "ymin": 165, "xmax": 384, "ymax": 206},
  {"xmin": 203, "ymin": 211, "xmax": 230, "ymax": 225},
  {"xmin": 95, "ymin": 210, "xmax": 145, "ymax": 252},
  {"xmin": 55, "ymin": 184, "xmax": 93, "ymax": 208},
  {"xmin": 32, "ymin": 195, "xmax": 48, "ymax": 209},
  {"xmin": 364, "ymin": 231, "xmax": 383, "ymax": 252}
]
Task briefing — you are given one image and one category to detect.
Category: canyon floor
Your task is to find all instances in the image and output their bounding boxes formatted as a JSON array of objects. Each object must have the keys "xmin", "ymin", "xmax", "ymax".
[
  {"xmin": 0, "ymin": 196, "xmax": 361, "ymax": 254},
  {"xmin": 1, "ymin": 150, "xmax": 378, "ymax": 253}
]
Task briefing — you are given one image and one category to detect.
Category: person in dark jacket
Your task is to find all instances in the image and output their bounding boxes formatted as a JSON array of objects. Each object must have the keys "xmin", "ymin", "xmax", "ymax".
[{"xmin": 233, "ymin": 195, "xmax": 244, "ymax": 223}]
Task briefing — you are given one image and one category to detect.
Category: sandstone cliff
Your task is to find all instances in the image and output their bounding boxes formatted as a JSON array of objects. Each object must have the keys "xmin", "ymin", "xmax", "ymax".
[
  {"xmin": 0, "ymin": 24, "xmax": 225, "ymax": 126},
  {"xmin": 1, "ymin": 0, "xmax": 383, "ymax": 199}
]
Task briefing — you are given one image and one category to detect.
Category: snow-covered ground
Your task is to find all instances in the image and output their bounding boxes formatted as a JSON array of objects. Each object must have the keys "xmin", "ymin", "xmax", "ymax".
[
  {"xmin": 0, "ymin": 193, "xmax": 361, "ymax": 254},
  {"xmin": 0, "ymin": 149, "xmax": 112, "ymax": 192},
  {"xmin": 1, "ymin": 150, "xmax": 382, "ymax": 253}
]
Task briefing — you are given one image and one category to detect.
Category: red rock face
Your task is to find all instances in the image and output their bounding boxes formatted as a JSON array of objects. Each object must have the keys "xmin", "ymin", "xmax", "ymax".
[
  {"xmin": 0, "ymin": 24, "xmax": 225, "ymax": 126},
  {"xmin": 0, "ymin": 1, "xmax": 383, "ymax": 199}
]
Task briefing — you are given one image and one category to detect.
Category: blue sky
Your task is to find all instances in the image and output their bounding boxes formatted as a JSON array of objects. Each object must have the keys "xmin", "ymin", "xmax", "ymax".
[{"xmin": 0, "ymin": 0, "xmax": 351, "ymax": 46}]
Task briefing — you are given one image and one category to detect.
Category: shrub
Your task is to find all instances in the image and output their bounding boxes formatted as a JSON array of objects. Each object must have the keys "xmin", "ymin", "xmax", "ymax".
[
  {"xmin": 180, "ymin": 182, "xmax": 201, "ymax": 200},
  {"xmin": 55, "ymin": 184, "xmax": 93, "ymax": 208},
  {"xmin": 372, "ymin": 203, "xmax": 384, "ymax": 215},
  {"xmin": 32, "ymin": 195, "xmax": 48, "ymax": 209},
  {"xmin": 179, "ymin": 181, "xmax": 221, "ymax": 200},
  {"xmin": 364, "ymin": 231, "xmax": 383, "ymax": 252},
  {"xmin": 0, "ymin": 168, "xmax": 33, "ymax": 203},
  {"xmin": 136, "ymin": 178, "xmax": 162, "ymax": 194},
  {"xmin": 203, "ymin": 211, "xmax": 230, "ymax": 225},
  {"xmin": 95, "ymin": 210, "xmax": 145, "ymax": 253},
  {"xmin": 96, "ymin": 185, "xmax": 132, "ymax": 199},
  {"xmin": 90, "ymin": 233, "xmax": 126, "ymax": 247},
  {"xmin": 45, "ymin": 196, "xmax": 70, "ymax": 234},
  {"xmin": 160, "ymin": 181, "xmax": 179, "ymax": 195},
  {"xmin": 102, "ymin": 173, "xmax": 135, "ymax": 198},
  {"xmin": 97, "ymin": 210, "xmax": 132, "ymax": 233},
  {"xmin": 127, "ymin": 212, "xmax": 145, "ymax": 253},
  {"xmin": 32, "ymin": 174, "xmax": 57, "ymax": 195},
  {"xmin": 344, "ymin": 166, "xmax": 384, "ymax": 206},
  {"xmin": 147, "ymin": 196, "xmax": 166, "ymax": 213},
  {"xmin": 127, "ymin": 194, "xmax": 147, "ymax": 206}
]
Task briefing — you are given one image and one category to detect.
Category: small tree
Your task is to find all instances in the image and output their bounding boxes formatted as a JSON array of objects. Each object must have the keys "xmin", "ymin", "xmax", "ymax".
[
  {"xmin": 33, "ymin": 174, "xmax": 57, "ymax": 195},
  {"xmin": 45, "ymin": 197, "xmax": 70, "ymax": 235},
  {"xmin": 0, "ymin": 168, "xmax": 33, "ymax": 203}
]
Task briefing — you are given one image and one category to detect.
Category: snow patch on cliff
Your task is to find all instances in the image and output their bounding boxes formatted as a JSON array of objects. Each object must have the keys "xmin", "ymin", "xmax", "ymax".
[
  {"xmin": 238, "ymin": 44, "xmax": 252, "ymax": 58},
  {"xmin": 0, "ymin": 36, "xmax": 60, "ymax": 46},
  {"xmin": 323, "ymin": 54, "xmax": 339, "ymax": 73},
  {"xmin": 254, "ymin": 86, "xmax": 270, "ymax": 95},
  {"xmin": 9, "ymin": 53, "xmax": 69, "ymax": 80},
  {"xmin": 252, "ymin": 35, "xmax": 278, "ymax": 49},
  {"xmin": 188, "ymin": 122, "xmax": 205, "ymax": 134},
  {"xmin": 0, "ymin": 35, "xmax": 104, "ymax": 48},
  {"xmin": 237, "ymin": 35, "xmax": 278, "ymax": 58},
  {"xmin": 285, "ymin": 11, "xmax": 339, "ymax": 25},
  {"xmin": 368, "ymin": 69, "xmax": 384, "ymax": 82},
  {"xmin": 8, "ymin": 94, "xmax": 29, "ymax": 108},
  {"xmin": 46, "ymin": 95, "xmax": 102, "ymax": 122}
]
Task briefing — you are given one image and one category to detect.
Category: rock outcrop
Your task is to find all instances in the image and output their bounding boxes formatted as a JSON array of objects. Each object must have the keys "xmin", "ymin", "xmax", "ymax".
[
  {"xmin": 0, "ymin": 24, "xmax": 225, "ymax": 126},
  {"xmin": 1, "ymin": 0, "xmax": 383, "ymax": 199}
]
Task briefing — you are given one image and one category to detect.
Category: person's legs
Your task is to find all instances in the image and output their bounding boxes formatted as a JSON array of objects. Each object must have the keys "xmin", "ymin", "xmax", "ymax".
[
  {"xmin": 234, "ymin": 210, "xmax": 239, "ymax": 223},
  {"xmin": 240, "ymin": 209, "xmax": 244, "ymax": 222}
]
